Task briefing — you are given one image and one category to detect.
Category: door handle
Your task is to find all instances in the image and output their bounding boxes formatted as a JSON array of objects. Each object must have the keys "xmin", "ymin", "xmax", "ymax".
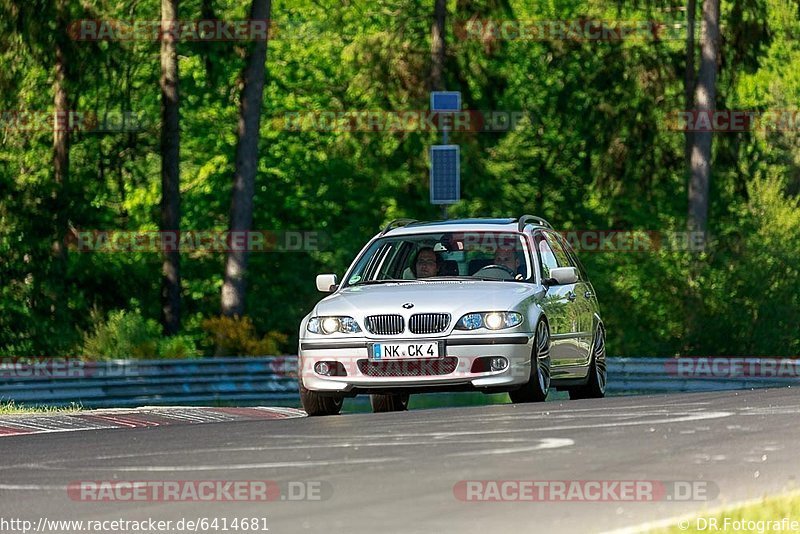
[
  {"xmin": 584, "ymin": 291, "xmax": 594, "ymax": 299},
  {"xmin": 567, "ymin": 292, "xmax": 577, "ymax": 301}
]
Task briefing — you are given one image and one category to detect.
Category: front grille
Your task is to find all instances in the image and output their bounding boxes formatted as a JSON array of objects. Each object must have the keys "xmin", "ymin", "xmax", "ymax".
[
  {"xmin": 357, "ymin": 357, "xmax": 458, "ymax": 377},
  {"xmin": 365, "ymin": 314, "xmax": 405, "ymax": 335},
  {"xmin": 408, "ymin": 313, "xmax": 450, "ymax": 334}
]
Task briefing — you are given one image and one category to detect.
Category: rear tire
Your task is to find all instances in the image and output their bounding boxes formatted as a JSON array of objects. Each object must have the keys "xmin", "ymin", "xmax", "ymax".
[
  {"xmin": 370, "ymin": 393, "xmax": 410, "ymax": 413},
  {"xmin": 509, "ymin": 320, "xmax": 551, "ymax": 403},
  {"xmin": 568, "ymin": 325, "xmax": 607, "ymax": 400},
  {"xmin": 299, "ymin": 378, "xmax": 343, "ymax": 416}
]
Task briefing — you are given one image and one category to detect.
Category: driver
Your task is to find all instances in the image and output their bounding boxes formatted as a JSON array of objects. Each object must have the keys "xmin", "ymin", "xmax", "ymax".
[{"xmin": 493, "ymin": 246, "xmax": 520, "ymax": 274}]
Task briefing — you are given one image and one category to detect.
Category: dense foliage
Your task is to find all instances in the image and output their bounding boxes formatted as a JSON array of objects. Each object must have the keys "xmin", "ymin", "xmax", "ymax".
[{"xmin": 1, "ymin": 0, "xmax": 798, "ymax": 358}]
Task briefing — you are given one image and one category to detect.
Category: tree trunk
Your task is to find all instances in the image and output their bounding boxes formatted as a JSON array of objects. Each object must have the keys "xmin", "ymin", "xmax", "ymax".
[
  {"xmin": 683, "ymin": 0, "xmax": 696, "ymax": 166},
  {"xmin": 687, "ymin": 0, "xmax": 720, "ymax": 233},
  {"xmin": 53, "ymin": 0, "xmax": 69, "ymax": 266},
  {"xmin": 200, "ymin": 0, "xmax": 217, "ymax": 82},
  {"xmin": 51, "ymin": 0, "xmax": 70, "ymax": 329},
  {"xmin": 160, "ymin": 0, "xmax": 181, "ymax": 335},
  {"xmin": 430, "ymin": 0, "xmax": 447, "ymax": 91},
  {"xmin": 220, "ymin": 0, "xmax": 272, "ymax": 319}
]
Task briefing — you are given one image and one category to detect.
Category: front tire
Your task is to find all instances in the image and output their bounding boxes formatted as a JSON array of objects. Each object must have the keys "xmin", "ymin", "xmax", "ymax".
[
  {"xmin": 299, "ymin": 377, "xmax": 343, "ymax": 416},
  {"xmin": 568, "ymin": 324, "xmax": 607, "ymax": 400},
  {"xmin": 370, "ymin": 393, "xmax": 409, "ymax": 413},
  {"xmin": 509, "ymin": 320, "xmax": 551, "ymax": 403}
]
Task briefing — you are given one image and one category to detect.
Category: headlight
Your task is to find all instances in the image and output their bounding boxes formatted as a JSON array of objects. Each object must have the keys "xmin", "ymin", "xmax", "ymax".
[
  {"xmin": 455, "ymin": 312, "xmax": 523, "ymax": 331},
  {"xmin": 322, "ymin": 317, "xmax": 341, "ymax": 334},
  {"xmin": 307, "ymin": 316, "xmax": 362, "ymax": 334}
]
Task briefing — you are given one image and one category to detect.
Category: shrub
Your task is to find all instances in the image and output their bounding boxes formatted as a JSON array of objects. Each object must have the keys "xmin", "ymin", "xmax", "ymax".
[
  {"xmin": 81, "ymin": 309, "xmax": 199, "ymax": 360},
  {"xmin": 157, "ymin": 335, "xmax": 201, "ymax": 359},
  {"xmin": 201, "ymin": 315, "xmax": 288, "ymax": 356}
]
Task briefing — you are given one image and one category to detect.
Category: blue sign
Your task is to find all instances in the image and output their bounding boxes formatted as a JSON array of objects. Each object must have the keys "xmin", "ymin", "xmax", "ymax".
[
  {"xmin": 430, "ymin": 91, "xmax": 461, "ymax": 112},
  {"xmin": 430, "ymin": 145, "xmax": 460, "ymax": 204}
]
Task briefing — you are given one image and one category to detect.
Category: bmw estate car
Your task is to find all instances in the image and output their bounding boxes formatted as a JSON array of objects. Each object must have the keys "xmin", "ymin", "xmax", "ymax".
[{"xmin": 298, "ymin": 216, "xmax": 606, "ymax": 415}]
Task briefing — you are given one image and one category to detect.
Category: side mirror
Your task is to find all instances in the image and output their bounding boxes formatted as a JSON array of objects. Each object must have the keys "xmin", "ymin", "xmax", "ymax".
[
  {"xmin": 546, "ymin": 267, "xmax": 578, "ymax": 286},
  {"xmin": 316, "ymin": 274, "xmax": 338, "ymax": 292}
]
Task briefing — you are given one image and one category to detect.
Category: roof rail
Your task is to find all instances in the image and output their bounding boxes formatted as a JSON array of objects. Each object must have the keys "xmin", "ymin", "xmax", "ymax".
[
  {"xmin": 380, "ymin": 218, "xmax": 418, "ymax": 235},
  {"xmin": 518, "ymin": 215, "xmax": 553, "ymax": 231}
]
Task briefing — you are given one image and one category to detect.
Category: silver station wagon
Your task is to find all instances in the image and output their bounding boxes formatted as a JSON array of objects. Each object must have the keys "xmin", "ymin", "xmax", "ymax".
[{"xmin": 298, "ymin": 216, "xmax": 606, "ymax": 415}]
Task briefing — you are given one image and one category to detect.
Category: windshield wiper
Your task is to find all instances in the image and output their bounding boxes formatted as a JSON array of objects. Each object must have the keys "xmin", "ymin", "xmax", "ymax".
[
  {"xmin": 351, "ymin": 278, "xmax": 415, "ymax": 286},
  {"xmin": 470, "ymin": 276, "xmax": 530, "ymax": 282},
  {"xmin": 419, "ymin": 276, "xmax": 474, "ymax": 281}
]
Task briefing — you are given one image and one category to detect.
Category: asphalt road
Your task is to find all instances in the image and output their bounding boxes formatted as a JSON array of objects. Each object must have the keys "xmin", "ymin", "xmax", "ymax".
[{"xmin": 1, "ymin": 388, "xmax": 799, "ymax": 534}]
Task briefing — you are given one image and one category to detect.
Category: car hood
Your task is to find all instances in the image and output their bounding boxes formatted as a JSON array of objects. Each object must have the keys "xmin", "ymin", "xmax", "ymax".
[{"xmin": 314, "ymin": 280, "xmax": 538, "ymax": 318}]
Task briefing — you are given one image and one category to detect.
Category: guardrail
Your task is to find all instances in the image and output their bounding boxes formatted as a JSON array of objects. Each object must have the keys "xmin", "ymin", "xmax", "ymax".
[
  {"xmin": 0, "ymin": 357, "xmax": 795, "ymax": 408},
  {"xmin": 606, "ymin": 357, "xmax": 797, "ymax": 393},
  {"xmin": 0, "ymin": 357, "xmax": 298, "ymax": 409}
]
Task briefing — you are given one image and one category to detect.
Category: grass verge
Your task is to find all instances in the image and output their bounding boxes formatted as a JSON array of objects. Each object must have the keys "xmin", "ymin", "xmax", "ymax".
[{"xmin": 0, "ymin": 400, "xmax": 82, "ymax": 415}]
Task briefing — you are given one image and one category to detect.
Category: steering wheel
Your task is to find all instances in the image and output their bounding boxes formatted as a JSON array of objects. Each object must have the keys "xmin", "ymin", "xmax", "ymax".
[{"xmin": 474, "ymin": 264, "xmax": 517, "ymax": 279}]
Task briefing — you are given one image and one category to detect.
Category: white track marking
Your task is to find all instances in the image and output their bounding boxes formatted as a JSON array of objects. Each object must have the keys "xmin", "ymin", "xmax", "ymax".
[
  {"xmin": 34, "ymin": 409, "xmax": 724, "ymax": 444},
  {"xmin": 5, "ymin": 411, "xmax": 728, "ymax": 471},
  {"xmin": 126, "ymin": 409, "xmax": 729, "ymax": 443},
  {"xmin": 59, "ymin": 456, "xmax": 405, "ymax": 472},
  {"xmin": 71, "ymin": 438, "xmax": 544, "ymax": 462},
  {"xmin": 297, "ymin": 411, "xmax": 733, "ymax": 440},
  {"xmin": 0, "ymin": 484, "xmax": 67, "ymax": 491},
  {"xmin": 446, "ymin": 437, "xmax": 574, "ymax": 457}
]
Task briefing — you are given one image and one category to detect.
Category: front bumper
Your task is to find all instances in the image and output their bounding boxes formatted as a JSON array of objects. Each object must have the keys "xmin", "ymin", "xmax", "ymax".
[{"xmin": 298, "ymin": 334, "xmax": 534, "ymax": 394}]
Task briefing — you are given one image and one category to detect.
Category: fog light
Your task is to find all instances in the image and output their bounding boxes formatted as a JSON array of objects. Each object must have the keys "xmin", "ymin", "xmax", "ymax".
[
  {"xmin": 489, "ymin": 357, "xmax": 508, "ymax": 371},
  {"xmin": 315, "ymin": 361, "xmax": 331, "ymax": 375}
]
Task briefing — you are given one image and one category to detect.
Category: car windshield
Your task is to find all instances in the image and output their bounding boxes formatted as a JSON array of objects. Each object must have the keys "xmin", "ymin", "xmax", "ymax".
[{"xmin": 344, "ymin": 231, "xmax": 532, "ymax": 286}]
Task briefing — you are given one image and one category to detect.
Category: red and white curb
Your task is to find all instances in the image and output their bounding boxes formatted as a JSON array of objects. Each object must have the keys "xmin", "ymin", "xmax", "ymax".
[{"xmin": 0, "ymin": 406, "xmax": 306, "ymax": 437}]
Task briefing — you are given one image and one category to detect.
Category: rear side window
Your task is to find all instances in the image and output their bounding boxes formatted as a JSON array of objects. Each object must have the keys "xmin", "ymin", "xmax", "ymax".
[
  {"xmin": 543, "ymin": 231, "xmax": 571, "ymax": 267},
  {"xmin": 553, "ymin": 233, "xmax": 589, "ymax": 281},
  {"xmin": 534, "ymin": 232, "xmax": 561, "ymax": 279}
]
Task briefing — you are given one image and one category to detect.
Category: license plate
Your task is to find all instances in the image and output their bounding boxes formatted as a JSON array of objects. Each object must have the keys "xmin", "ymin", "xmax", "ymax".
[{"xmin": 370, "ymin": 342, "xmax": 440, "ymax": 360}]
